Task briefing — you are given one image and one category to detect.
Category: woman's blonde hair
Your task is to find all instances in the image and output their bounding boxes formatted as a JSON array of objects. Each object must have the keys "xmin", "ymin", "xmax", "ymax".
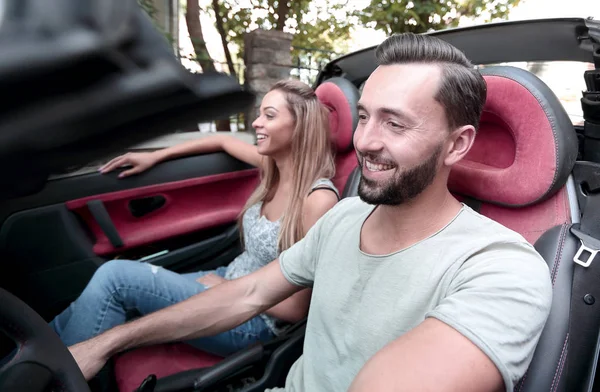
[{"xmin": 239, "ymin": 79, "xmax": 336, "ymax": 251}]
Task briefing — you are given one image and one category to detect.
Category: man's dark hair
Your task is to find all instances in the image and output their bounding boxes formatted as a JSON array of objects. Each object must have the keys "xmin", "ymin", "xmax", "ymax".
[{"xmin": 375, "ymin": 33, "xmax": 487, "ymax": 131}]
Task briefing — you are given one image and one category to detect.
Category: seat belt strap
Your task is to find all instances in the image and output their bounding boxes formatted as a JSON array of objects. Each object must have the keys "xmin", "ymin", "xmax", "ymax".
[
  {"xmin": 566, "ymin": 188, "xmax": 600, "ymax": 391},
  {"xmin": 461, "ymin": 195, "xmax": 482, "ymax": 213}
]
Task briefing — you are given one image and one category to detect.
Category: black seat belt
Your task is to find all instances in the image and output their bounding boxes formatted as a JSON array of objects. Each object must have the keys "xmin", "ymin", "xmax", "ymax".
[
  {"xmin": 567, "ymin": 189, "xmax": 600, "ymax": 392},
  {"xmin": 567, "ymin": 47, "xmax": 600, "ymax": 391},
  {"xmin": 565, "ymin": 42, "xmax": 600, "ymax": 391}
]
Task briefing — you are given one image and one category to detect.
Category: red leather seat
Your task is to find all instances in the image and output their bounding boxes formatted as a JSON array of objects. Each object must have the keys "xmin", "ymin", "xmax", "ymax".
[
  {"xmin": 113, "ymin": 77, "xmax": 360, "ymax": 392},
  {"xmin": 450, "ymin": 66, "xmax": 578, "ymax": 244}
]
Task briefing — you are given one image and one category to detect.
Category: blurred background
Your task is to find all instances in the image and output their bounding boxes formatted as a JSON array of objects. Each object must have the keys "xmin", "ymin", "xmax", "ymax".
[{"xmin": 136, "ymin": 0, "xmax": 598, "ymax": 138}]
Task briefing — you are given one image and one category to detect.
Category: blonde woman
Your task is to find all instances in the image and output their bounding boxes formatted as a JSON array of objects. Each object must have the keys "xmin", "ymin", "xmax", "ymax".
[{"xmin": 50, "ymin": 79, "xmax": 339, "ymax": 356}]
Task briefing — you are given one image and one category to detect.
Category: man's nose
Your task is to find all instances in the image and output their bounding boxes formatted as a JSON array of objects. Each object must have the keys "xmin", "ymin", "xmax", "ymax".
[{"xmin": 354, "ymin": 121, "xmax": 384, "ymax": 154}]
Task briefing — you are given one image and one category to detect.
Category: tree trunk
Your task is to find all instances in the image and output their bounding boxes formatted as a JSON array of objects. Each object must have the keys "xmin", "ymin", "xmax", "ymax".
[
  {"xmin": 185, "ymin": 0, "xmax": 216, "ymax": 72},
  {"xmin": 275, "ymin": 0, "xmax": 290, "ymax": 31},
  {"xmin": 212, "ymin": 0, "xmax": 237, "ymax": 79}
]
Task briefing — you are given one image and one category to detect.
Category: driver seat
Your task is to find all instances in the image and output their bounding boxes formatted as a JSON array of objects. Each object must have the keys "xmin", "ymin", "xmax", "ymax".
[
  {"xmin": 112, "ymin": 77, "xmax": 361, "ymax": 392},
  {"xmin": 449, "ymin": 66, "xmax": 583, "ymax": 391}
]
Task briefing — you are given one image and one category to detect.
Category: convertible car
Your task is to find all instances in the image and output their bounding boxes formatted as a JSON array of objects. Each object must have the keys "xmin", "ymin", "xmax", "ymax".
[{"xmin": 0, "ymin": 1, "xmax": 599, "ymax": 391}]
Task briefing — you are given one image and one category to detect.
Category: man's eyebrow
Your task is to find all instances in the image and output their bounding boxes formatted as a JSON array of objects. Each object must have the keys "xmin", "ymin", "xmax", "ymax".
[
  {"xmin": 380, "ymin": 107, "xmax": 415, "ymax": 121},
  {"xmin": 357, "ymin": 102, "xmax": 417, "ymax": 123}
]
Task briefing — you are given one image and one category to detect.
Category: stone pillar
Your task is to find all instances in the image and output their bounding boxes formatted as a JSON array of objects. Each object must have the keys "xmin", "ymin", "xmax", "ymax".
[{"xmin": 244, "ymin": 29, "xmax": 293, "ymax": 132}]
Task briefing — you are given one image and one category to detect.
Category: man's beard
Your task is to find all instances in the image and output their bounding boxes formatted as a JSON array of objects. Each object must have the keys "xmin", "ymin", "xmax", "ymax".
[{"xmin": 358, "ymin": 143, "xmax": 443, "ymax": 206}]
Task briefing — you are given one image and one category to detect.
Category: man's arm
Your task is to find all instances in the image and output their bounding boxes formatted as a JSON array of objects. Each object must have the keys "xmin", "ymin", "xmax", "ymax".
[
  {"xmin": 348, "ymin": 318, "xmax": 504, "ymax": 392},
  {"xmin": 263, "ymin": 188, "xmax": 339, "ymax": 322},
  {"xmin": 70, "ymin": 260, "xmax": 300, "ymax": 380}
]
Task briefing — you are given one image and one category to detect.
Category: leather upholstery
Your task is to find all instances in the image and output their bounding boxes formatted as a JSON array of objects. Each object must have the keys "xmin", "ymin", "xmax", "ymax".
[
  {"xmin": 515, "ymin": 225, "xmax": 579, "ymax": 392},
  {"xmin": 315, "ymin": 77, "xmax": 360, "ymax": 193},
  {"xmin": 315, "ymin": 77, "xmax": 360, "ymax": 153},
  {"xmin": 449, "ymin": 66, "xmax": 578, "ymax": 207}
]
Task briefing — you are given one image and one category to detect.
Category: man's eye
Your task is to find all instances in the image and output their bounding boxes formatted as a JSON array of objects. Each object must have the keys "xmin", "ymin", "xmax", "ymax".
[
  {"xmin": 388, "ymin": 121, "xmax": 403, "ymax": 129},
  {"xmin": 358, "ymin": 114, "xmax": 368, "ymax": 121}
]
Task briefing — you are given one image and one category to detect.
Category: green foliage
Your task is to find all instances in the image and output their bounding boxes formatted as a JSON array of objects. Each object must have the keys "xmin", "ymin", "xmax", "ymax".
[
  {"xmin": 137, "ymin": 0, "xmax": 158, "ymax": 19},
  {"xmin": 355, "ymin": 0, "xmax": 521, "ymax": 35},
  {"xmin": 290, "ymin": 2, "xmax": 351, "ymax": 62},
  {"xmin": 214, "ymin": 0, "xmax": 351, "ymax": 64}
]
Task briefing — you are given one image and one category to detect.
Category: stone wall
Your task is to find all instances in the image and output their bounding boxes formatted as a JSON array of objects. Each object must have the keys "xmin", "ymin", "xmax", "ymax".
[{"xmin": 244, "ymin": 29, "xmax": 293, "ymax": 130}]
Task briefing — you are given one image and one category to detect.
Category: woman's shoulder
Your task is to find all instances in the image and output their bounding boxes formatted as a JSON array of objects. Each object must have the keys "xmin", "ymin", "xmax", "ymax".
[{"xmin": 309, "ymin": 178, "xmax": 339, "ymax": 200}]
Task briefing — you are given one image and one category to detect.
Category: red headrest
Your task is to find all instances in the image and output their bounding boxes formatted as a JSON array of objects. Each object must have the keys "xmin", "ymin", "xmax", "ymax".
[
  {"xmin": 315, "ymin": 77, "xmax": 360, "ymax": 153},
  {"xmin": 448, "ymin": 66, "xmax": 578, "ymax": 207}
]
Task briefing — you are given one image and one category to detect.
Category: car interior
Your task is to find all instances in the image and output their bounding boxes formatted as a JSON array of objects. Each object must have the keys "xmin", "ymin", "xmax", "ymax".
[{"xmin": 0, "ymin": 3, "xmax": 599, "ymax": 392}]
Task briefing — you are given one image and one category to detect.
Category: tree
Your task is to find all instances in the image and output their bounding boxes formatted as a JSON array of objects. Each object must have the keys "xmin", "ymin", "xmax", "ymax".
[
  {"xmin": 355, "ymin": 0, "xmax": 521, "ymax": 35},
  {"xmin": 186, "ymin": 0, "xmax": 217, "ymax": 73},
  {"xmin": 214, "ymin": 0, "xmax": 352, "ymax": 68},
  {"xmin": 211, "ymin": 0, "xmax": 237, "ymax": 79}
]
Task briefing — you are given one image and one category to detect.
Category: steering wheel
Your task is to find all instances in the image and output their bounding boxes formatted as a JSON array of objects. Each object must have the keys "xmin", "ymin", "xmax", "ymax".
[{"xmin": 0, "ymin": 287, "xmax": 90, "ymax": 392}]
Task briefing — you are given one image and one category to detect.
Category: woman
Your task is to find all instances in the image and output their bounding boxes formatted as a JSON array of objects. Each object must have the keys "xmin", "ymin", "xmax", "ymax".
[{"xmin": 50, "ymin": 79, "xmax": 339, "ymax": 356}]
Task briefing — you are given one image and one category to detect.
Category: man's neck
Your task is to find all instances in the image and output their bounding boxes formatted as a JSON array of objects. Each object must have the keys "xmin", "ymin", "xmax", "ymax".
[{"xmin": 361, "ymin": 180, "xmax": 464, "ymax": 255}]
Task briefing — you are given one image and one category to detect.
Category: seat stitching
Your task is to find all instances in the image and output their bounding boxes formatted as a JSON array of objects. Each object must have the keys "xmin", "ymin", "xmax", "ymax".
[
  {"xmin": 516, "ymin": 225, "xmax": 567, "ymax": 392},
  {"xmin": 551, "ymin": 334, "xmax": 569, "ymax": 392},
  {"xmin": 515, "ymin": 369, "xmax": 529, "ymax": 392},
  {"xmin": 551, "ymin": 224, "xmax": 568, "ymax": 287}
]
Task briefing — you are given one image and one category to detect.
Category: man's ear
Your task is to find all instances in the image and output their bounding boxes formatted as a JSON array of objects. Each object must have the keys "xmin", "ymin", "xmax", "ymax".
[{"xmin": 443, "ymin": 125, "xmax": 476, "ymax": 167}]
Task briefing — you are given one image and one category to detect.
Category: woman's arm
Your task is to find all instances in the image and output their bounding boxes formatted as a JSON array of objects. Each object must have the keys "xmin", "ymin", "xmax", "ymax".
[
  {"xmin": 263, "ymin": 189, "xmax": 339, "ymax": 323},
  {"xmin": 101, "ymin": 134, "xmax": 263, "ymax": 178}
]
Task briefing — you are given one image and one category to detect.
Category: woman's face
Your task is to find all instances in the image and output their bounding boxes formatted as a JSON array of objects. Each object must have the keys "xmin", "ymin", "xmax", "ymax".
[{"xmin": 252, "ymin": 89, "xmax": 296, "ymax": 158}]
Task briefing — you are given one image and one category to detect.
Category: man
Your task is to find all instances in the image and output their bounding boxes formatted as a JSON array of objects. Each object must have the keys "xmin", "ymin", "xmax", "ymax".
[{"xmin": 70, "ymin": 33, "xmax": 552, "ymax": 392}]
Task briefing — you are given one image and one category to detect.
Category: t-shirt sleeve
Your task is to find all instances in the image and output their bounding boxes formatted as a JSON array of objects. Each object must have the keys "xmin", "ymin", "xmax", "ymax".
[
  {"xmin": 278, "ymin": 199, "xmax": 339, "ymax": 287},
  {"xmin": 425, "ymin": 241, "xmax": 553, "ymax": 392}
]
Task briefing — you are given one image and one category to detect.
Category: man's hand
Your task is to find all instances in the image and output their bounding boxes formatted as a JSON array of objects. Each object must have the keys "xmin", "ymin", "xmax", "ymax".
[
  {"xmin": 197, "ymin": 274, "xmax": 227, "ymax": 288},
  {"xmin": 68, "ymin": 337, "xmax": 112, "ymax": 380},
  {"xmin": 60, "ymin": 260, "xmax": 300, "ymax": 374}
]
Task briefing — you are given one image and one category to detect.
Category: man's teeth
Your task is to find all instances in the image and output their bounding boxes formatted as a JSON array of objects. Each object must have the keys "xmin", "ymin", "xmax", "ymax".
[{"xmin": 365, "ymin": 160, "xmax": 393, "ymax": 171}]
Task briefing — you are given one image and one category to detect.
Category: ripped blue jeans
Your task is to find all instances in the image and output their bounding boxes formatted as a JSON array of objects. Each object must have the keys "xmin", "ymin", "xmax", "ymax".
[{"xmin": 49, "ymin": 260, "xmax": 274, "ymax": 356}]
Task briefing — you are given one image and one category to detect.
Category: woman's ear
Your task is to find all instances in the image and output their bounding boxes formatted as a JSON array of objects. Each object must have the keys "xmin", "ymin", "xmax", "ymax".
[{"xmin": 443, "ymin": 125, "xmax": 476, "ymax": 167}]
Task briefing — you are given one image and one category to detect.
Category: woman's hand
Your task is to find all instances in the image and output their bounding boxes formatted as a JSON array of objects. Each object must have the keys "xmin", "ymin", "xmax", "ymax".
[{"xmin": 99, "ymin": 152, "xmax": 160, "ymax": 178}]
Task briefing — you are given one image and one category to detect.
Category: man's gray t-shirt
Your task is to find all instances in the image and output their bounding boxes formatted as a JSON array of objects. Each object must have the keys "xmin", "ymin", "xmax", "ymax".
[{"xmin": 268, "ymin": 197, "xmax": 552, "ymax": 392}]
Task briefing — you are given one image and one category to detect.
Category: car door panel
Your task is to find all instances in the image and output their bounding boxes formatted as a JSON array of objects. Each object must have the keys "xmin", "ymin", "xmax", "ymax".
[
  {"xmin": 0, "ymin": 152, "xmax": 259, "ymax": 321},
  {"xmin": 0, "ymin": 153, "xmax": 254, "ymax": 224},
  {"xmin": 66, "ymin": 169, "xmax": 258, "ymax": 256}
]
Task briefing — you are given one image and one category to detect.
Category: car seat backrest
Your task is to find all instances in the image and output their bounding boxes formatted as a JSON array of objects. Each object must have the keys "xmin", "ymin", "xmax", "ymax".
[{"xmin": 315, "ymin": 77, "xmax": 360, "ymax": 196}]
